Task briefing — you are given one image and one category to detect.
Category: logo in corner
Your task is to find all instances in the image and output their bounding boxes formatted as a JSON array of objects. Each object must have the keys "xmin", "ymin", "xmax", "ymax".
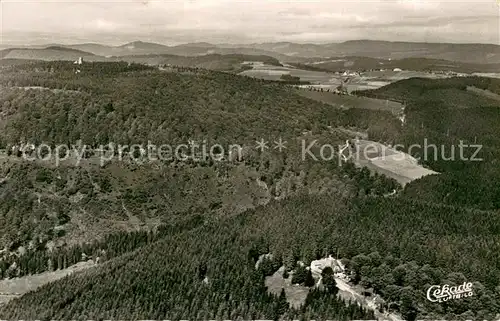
[{"xmin": 427, "ymin": 282, "xmax": 474, "ymax": 303}]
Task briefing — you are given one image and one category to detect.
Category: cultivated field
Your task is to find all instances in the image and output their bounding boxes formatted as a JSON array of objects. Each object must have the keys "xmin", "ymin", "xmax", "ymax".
[
  {"xmin": 240, "ymin": 63, "xmax": 335, "ymax": 84},
  {"xmin": 351, "ymin": 140, "xmax": 438, "ymax": 186},
  {"xmin": 240, "ymin": 62, "xmax": 463, "ymax": 95}
]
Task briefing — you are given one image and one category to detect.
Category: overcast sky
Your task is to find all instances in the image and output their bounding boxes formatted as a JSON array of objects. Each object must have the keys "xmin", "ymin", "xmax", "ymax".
[{"xmin": 1, "ymin": 0, "xmax": 499, "ymax": 45}]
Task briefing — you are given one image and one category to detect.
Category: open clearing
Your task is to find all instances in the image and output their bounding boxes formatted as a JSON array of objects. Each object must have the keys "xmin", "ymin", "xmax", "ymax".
[
  {"xmin": 265, "ymin": 264, "xmax": 402, "ymax": 321},
  {"xmin": 265, "ymin": 266, "xmax": 310, "ymax": 309},
  {"xmin": 240, "ymin": 63, "xmax": 457, "ymax": 92},
  {"xmin": 351, "ymin": 140, "xmax": 439, "ymax": 186},
  {"xmin": 369, "ymin": 154, "xmax": 438, "ymax": 186},
  {"xmin": 467, "ymin": 86, "xmax": 500, "ymax": 102},
  {"xmin": 4, "ymin": 86, "xmax": 84, "ymax": 95},
  {"xmin": 296, "ymin": 89, "xmax": 404, "ymax": 115},
  {"xmin": 335, "ymin": 277, "xmax": 403, "ymax": 321},
  {"xmin": 472, "ymin": 72, "xmax": 500, "ymax": 79},
  {"xmin": 0, "ymin": 260, "xmax": 96, "ymax": 305},
  {"xmin": 241, "ymin": 63, "xmax": 336, "ymax": 84}
]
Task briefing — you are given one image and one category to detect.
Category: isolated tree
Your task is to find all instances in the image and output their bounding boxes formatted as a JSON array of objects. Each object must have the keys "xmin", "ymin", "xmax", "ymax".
[
  {"xmin": 322, "ymin": 267, "xmax": 338, "ymax": 295},
  {"xmin": 305, "ymin": 269, "xmax": 316, "ymax": 287},
  {"xmin": 275, "ymin": 289, "xmax": 289, "ymax": 318},
  {"xmin": 197, "ymin": 262, "xmax": 207, "ymax": 280},
  {"xmin": 291, "ymin": 264, "xmax": 307, "ymax": 284},
  {"xmin": 393, "ymin": 264, "xmax": 407, "ymax": 286}
]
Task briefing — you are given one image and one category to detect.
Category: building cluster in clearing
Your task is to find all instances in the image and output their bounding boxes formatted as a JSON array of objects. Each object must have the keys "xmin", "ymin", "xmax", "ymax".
[
  {"xmin": 309, "ymin": 255, "xmax": 346, "ymax": 280},
  {"xmin": 257, "ymin": 253, "xmax": 347, "ymax": 282},
  {"xmin": 263, "ymin": 254, "xmax": 390, "ymax": 315}
]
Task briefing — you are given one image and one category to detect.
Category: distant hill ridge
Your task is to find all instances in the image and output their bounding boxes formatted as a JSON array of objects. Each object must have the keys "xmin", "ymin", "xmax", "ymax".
[
  {"xmin": 51, "ymin": 40, "xmax": 500, "ymax": 64},
  {"xmin": 2, "ymin": 39, "xmax": 500, "ymax": 67},
  {"xmin": 44, "ymin": 46, "xmax": 95, "ymax": 55},
  {"xmin": 0, "ymin": 47, "xmax": 95, "ymax": 60}
]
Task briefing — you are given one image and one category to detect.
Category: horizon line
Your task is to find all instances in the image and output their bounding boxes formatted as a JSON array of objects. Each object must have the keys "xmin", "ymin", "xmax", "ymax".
[{"xmin": 2, "ymin": 38, "xmax": 500, "ymax": 48}]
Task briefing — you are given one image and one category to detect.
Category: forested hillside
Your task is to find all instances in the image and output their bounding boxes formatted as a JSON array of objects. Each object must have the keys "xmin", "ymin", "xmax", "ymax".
[
  {"xmin": 0, "ymin": 60, "xmax": 376, "ymax": 147},
  {"xmin": 0, "ymin": 60, "xmax": 499, "ymax": 320},
  {"xmin": 120, "ymin": 53, "xmax": 282, "ymax": 72},
  {"xmin": 2, "ymin": 192, "xmax": 499, "ymax": 319},
  {"xmin": 0, "ymin": 60, "xmax": 397, "ymax": 272},
  {"xmin": 0, "ymin": 47, "xmax": 283, "ymax": 72},
  {"xmin": 355, "ymin": 77, "xmax": 500, "ymax": 210}
]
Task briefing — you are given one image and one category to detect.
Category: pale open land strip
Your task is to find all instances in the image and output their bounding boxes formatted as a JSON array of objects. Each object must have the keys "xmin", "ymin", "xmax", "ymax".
[
  {"xmin": 0, "ymin": 260, "xmax": 96, "ymax": 305},
  {"xmin": 296, "ymin": 89, "xmax": 404, "ymax": 116},
  {"xmin": 352, "ymin": 140, "xmax": 438, "ymax": 187},
  {"xmin": 370, "ymin": 154, "xmax": 438, "ymax": 181},
  {"xmin": 467, "ymin": 86, "xmax": 500, "ymax": 102}
]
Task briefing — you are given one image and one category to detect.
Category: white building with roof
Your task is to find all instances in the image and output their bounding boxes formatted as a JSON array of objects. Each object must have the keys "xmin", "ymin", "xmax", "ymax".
[{"xmin": 309, "ymin": 256, "xmax": 344, "ymax": 278}]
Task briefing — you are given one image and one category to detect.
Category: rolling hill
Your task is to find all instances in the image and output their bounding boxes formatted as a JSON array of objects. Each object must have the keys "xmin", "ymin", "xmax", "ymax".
[
  {"xmin": 294, "ymin": 56, "xmax": 500, "ymax": 73},
  {"xmin": 0, "ymin": 59, "xmax": 399, "ymax": 253},
  {"xmin": 247, "ymin": 40, "xmax": 500, "ymax": 64},
  {"xmin": 4, "ymin": 40, "xmax": 500, "ymax": 68},
  {"xmin": 0, "ymin": 47, "xmax": 95, "ymax": 61},
  {"xmin": 4, "ymin": 40, "xmax": 500, "ymax": 64},
  {"xmin": 0, "ymin": 60, "xmax": 499, "ymax": 320},
  {"xmin": 65, "ymin": 41, "xmax": 296, "ymax": 61},
  {"xmin": 355, "ymin": 76, "xmax": 500, "ymax": 210},
  {"xmin": 117, "ymin": 53, "xmax": 282, "ymax": 71},
  {"xmin": 0, "ymin": 46, "xmax": 283, "ymax": 72}
]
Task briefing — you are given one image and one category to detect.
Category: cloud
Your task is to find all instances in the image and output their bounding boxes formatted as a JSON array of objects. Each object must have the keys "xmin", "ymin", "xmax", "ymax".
[
  {"xmin": 84, "ymin": 19, "xmax": 121, "ymax": 32},
  {"xmin": 1, "ymin": 0, "xmax": 499, "ymax": 44}
]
